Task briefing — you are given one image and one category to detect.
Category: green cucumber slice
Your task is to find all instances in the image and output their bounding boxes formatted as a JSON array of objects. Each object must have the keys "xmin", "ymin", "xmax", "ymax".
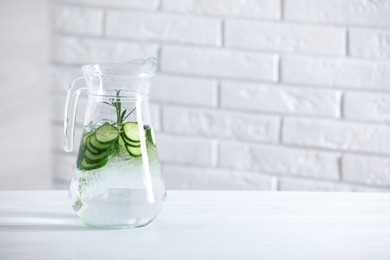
[
  {"xmin": 126, "ymin": 145, "xmax": 142, "ymax": 157},
  {"xmin": 95, "ymin": 124, "xmax": 119, "ymax": 144},
  {"xmin": 89, "ymin": 135, "xmax": 111, "ymax": 151},
  {"xmin": 123, "ymin": 122, "xmax": 140, "ymax": 142},
  {"xmin": 84, "ymin": 155, "xmax": 107, "ymax": 165},
  {"xmin": 76, "ymin": 145, "xmax": 85, "ymax": 169},
  {"xmin": 145, "ymin": 127, "xmax": 156, "ymax": 146},
  {"xmin": 82, "ymin": 131, "xmax": 94, "ymax": 146},
  {"xmin": 121, "ymin": 133, "xmax": 141, "ymax": 147},
  {"xmin": 80, "ymin": 157, "xmax": 108, "ymax": 170},
  {"xmin": 86, "ymin": 136, "xmax": 101, "ymax": 154},
  {"xmin": 84, "ymin": 149, "xmax": 108, "ymax": 164}
]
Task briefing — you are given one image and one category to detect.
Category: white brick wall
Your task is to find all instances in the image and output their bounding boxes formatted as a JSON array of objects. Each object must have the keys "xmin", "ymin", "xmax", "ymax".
[
  {"xmin": 225, "ymin": 20, "xmax": 346, "ymax": 56},
  {"xmin": 282, "ymin": 56, "xmax": 390, "ymax": 89},
  {"xmin": 50, "ymin": 0, "xmax": 390, "ymax": 192},
  {"xmin": 349, "ymin": 28, "xmax": 390, "ymax": 59},
  {"xmin": 52, "ymin": 0, "xmax": 159, "ymax": 9},
  {"xmin": 51, "ymin": 35, "xmax": 159, "ymax": 64},
  {"xmin": 106, "ymin": 11, "xmax": 221, "ymax": 46},
  {"xmin": 50, "ymin": 5, "xmax": 103, "ymax": 36},
  {"xmin": 221, "ymin": 81, "xmax": 342, "ymax": 117},
  {"xmin": 283, "ymin": 118, "xmax": 390, "ymax": 154},
  {"xmin": 342, "ymin": 154, "xmax": 390, "ymax": 187},
  {"xmin": 163, "ymin": 165, "xmax": 274, "ymax": 190},
  {"xmin": 344, "ymin": 91, "xmax": 390, "ymax": 123},
  {"xmin": 151, "ymin": 75, "xmax": 218, "ymax": 107},
  {"xmin": 158, "ymin": 134, "xmax": 216, "ymax": 166},
  {"xmin": 162, "ymin": 0, "xmax": 281, "ymax": 19},
  {"xmin": 219, "ymin": 142, "xmax": 340, "ymax": 180},
  {"xmin": 284, "ymin": 0, "xmax": 390, "ymax": 27},
  {"xmin": 161, "ymin": 45, "xmax": 278, "ymax": 81},
  {"xmin": 163, "ymin": 106, "xmax": 280, "ymax": 143}
]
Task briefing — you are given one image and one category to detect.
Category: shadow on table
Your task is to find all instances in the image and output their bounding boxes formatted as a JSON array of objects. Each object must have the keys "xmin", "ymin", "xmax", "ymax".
[{"xmin": 0, "ymin": 209, "xmax": 96, "ymax": 231}]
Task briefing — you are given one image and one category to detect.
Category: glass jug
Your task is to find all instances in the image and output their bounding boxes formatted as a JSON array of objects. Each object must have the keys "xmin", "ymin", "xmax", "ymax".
[{"xmin": 64, "ymin": 57, "xmax": 166, "ymax": 228}]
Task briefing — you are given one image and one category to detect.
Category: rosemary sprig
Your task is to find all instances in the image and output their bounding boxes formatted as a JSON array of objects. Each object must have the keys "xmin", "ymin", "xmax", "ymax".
[{"xmin": 104, "ymin": 90, "xmax": 136, "ymax": 125}]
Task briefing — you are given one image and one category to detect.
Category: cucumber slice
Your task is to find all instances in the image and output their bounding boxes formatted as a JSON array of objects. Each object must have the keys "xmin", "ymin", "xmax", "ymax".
[
  {"xmin": 123, "ymin": 122, "xmax": 140, "ymax": 142},
  {"xmin": 126, "ymin": 145, "xmax": 142, "ymax": 157},
  {"xmin": 84, "ymin": 149, "xmax": 108, "ymax": 164},
  {"xmin": 121, "ymin": 133, "xmax": 141, "ymax": 147},
  {"xmin": 79, "ymin": 157, "xmax": 108, "ymax": 171},
  {"xmin": 95, "ymin": 124, "xmax": 119, "ymax": 144},
  {"xmin": 76, "ymin": 145, "xmax": 85, "ymax": 169},
  {"xmin": 145, "ymin": 127, "xmax": 156, "ymax": 146},
  {"xmin": 84, "ymin": 155, "xmax": 108, "ymax": 165},
  {"xmin": 82, "ymin": 131, "xmax": 94, "ymax": 146},
  {"xmin": 89, "ymin": 135, "xmax": 111, "ymax": 151},
  {"xmin": 86, "ymin": 136, "xmax": 101, "ymax": 154}
]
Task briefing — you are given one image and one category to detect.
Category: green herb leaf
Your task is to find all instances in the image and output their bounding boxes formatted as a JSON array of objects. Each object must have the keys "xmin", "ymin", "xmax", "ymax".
[
  {"xmin": 103, "ymin": 90, "xmax": 136, "ymax": 125},
  {"xmin": 123, "ymin": 107, "xmax": 136, "ymax": 122}
]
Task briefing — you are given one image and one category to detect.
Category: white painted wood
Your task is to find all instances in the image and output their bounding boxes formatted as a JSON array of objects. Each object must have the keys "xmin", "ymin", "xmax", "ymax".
[{"xmin": 0, "ymin": 191, "xmax": 390, "ymax": 259}]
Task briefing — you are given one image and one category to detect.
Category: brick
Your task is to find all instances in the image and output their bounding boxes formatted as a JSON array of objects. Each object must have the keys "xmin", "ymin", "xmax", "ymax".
[
  {"xmin": 349, "ymin": 28, "xmax": 390, "ymax": 59},
  {"xmin": 161, "ymin": 45, "xmax": 278, "ymax": 81},
  {"xmin": 281, "ymin": 56, "xmax": 390, "ymax": 90},
  {"xmin": 50, "ymin": 5, "xmax": 103, "ymax": 36},
  {"xmin": 151, "ymin": 75, "xmax": 217, "ymax": 107},
  {"xmin": 225, "ymin": 20, "xmax": 345, "ymax": 56},
  {"xmin": 344, "ymin": 91, "xmax": 390, "ymax": 123},
  {"xmin": 51, "ymin": 35, "xmax": 158, "ymax": 64},
  {"xmin": 278, "ymin": 177, "xmax": 389, "ymax": 192},
  {"xmin": 157, "ymin": 134, "xmax": 215, "ymax": 166},
  {"xmin": 163, "ymin": 164, "xmax": 273, "ymax": 190},
  {"xmin": 219, "ymin": 142, "xmax": 340, "ymax": 180},
  {"xmin": 221, "ymin": 81, "xmax": 341, "ymax": 117},
  {"xmin": 342, "ymin": 154, "xmax": 390, "ymax": 187},
  {"xmin": 106, "ymin": 11, "xmax": 220, "ymax": 46},
  {"xmin": 162, "ymin": 106, "xmax": 280, "ymax": 143},
  {"xmin": 162, "ymin": 0, "xmax": 280, "ymax": 19},
  {"xmin": 283, "ymin": 118, "xmax": 390, "ymax": 155},
  {"xmin": 50, "ymin": 0, "xmax": 159, "ymax": 9},
  {"xmin": 284, "ymin": 0, "xmax": 390, "ymax": 27}
]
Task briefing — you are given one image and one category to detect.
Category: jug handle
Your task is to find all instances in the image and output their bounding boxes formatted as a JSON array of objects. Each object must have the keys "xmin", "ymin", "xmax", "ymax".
[{"xmin": 64, "ymin": 77, "xmax": 86, "ymax": 152}]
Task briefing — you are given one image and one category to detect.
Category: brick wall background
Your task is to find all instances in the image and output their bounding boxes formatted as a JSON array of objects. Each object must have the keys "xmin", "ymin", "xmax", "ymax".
[{"xmin": 50, "ymin": 0, "xmax": 390, "ymax": 191}]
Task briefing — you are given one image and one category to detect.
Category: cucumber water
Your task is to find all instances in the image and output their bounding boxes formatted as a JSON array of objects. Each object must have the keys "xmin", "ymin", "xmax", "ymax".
[
  {"xmin": 71, "ymin": 121, "xmax": 163, "ymax": 227},
  {"xmin": 77, "ymin": 122, "xmax": 157, "ymax": 171}
]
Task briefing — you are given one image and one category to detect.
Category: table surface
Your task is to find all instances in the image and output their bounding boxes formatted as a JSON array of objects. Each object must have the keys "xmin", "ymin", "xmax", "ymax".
[{"xmin": 1, "ymin": 191, "xmax": 390, "ymax": 260}]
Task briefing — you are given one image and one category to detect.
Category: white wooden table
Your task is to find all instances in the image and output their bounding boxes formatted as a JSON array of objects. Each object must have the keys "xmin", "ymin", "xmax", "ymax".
[{"xmin": 0, "ymin": 191, "xmax": 390, "ymax": 260}]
